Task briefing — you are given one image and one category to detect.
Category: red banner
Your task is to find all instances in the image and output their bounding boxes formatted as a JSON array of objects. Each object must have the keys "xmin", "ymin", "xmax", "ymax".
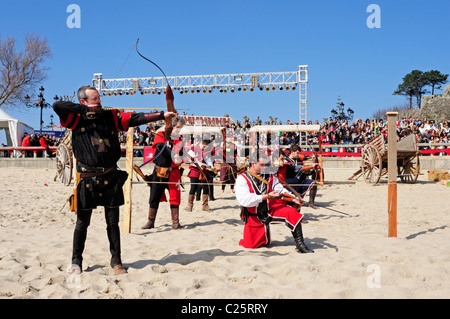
[
  {"xmin": 143, "ymin": 146, "xmax": 154, "ymax": 163},
  {"xmin": 181, "ymin": 116, "xmax": 231, "ymax": 127}
]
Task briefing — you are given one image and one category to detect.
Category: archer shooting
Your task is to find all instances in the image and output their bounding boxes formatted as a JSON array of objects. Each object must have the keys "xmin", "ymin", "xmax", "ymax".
[{"xmin": 53, "ymin": 85, "xmax": 175, "ymax": 276}]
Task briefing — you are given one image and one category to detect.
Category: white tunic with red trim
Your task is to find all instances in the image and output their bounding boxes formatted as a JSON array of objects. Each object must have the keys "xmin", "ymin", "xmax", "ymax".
[{"xmin": 235, "ymin": 172, "xmax": 303, "ymax": 248}]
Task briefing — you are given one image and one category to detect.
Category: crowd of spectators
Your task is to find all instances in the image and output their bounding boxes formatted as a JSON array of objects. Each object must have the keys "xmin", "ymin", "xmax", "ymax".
[
  {"xmin": 0, "ymin": 132, "xmax": 62, "ymax": 158},
  {"xmin": 2, "ymin": 116, "xmax": 448, "ymax": 159},
  {"xmin": 20, "ymin": 132, "xmax": 61, "ymax": 157},
  {"xmin": 117, "ymin": 116, "xmax": 449, "ymax": 157}
]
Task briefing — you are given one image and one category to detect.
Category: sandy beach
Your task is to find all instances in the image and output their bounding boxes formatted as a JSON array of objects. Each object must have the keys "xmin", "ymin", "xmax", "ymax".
[{"xmin": 0, "ymin": 166, "xmax": 449, "ymax": 299}]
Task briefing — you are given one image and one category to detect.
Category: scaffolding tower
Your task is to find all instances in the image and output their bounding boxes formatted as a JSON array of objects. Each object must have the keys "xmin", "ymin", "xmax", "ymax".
[{"xmin": 92, "ymin": 65, "xmax": 308, "ymax": 124}]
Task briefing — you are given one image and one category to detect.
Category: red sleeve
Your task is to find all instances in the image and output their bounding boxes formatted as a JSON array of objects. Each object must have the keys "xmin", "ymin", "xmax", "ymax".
[
  {"xmin": 110, "ymin": 109, "xmax": 132, "ymax": 131},
  {"xmin": 60, "ymin": 112, "xmax": 80, "ymax": 130},
  {"xmin": 119, "ymin": 111, "xmax": 131, "ymax": 131},
  {"xmin": 152, "ymin": 131, "xmax": 166, "ymax": 146}
]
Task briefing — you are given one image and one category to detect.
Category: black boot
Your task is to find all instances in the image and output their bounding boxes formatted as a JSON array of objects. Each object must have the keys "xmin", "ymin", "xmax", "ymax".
[
  {"xmin": 309, "ymin": 185, "xmax": 318, "ymax": 209},
  {"xmin": 292, "ymin": 223, "xmax": 314, "ymax": 253},
  {"xmin": 208, "ymin": 178, "xmax": 216, "ymax": 201}
]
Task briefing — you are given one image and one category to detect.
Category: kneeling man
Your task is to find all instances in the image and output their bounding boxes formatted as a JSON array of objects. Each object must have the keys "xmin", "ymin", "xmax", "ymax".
[{"xmin": 235, "ymin": 153, "xmax": 314, "ymax": 253}]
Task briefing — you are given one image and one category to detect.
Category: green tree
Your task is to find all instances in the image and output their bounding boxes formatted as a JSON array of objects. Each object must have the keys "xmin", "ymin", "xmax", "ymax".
[
  {"xmin": 394, "ymin": 70, "xmax": 428, "ymax": 109},
  {"xmin": 423, "ymin": 70, "xmax": 448, "ymax": 96},
  {"xmin": 393, "ymin": 82, "xmax": 415, "ymax": 109}
]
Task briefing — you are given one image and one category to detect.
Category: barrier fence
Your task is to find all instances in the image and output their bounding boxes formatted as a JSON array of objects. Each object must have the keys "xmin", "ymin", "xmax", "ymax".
[{"xmin": 1, "ymin": 143, "xmax": 450, "ymax": 158}]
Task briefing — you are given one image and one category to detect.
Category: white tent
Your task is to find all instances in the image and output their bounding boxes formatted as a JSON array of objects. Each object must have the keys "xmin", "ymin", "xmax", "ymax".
[{"xmin": 0, "ymin": 108, "xmax": 34, "ymax": 156}]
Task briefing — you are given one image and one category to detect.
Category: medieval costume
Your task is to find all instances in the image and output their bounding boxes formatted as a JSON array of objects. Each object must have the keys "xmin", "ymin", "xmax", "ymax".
[
  {"xmin": 142, "ymin": 130, "xmax": 184, "ymax": 229},
  {"xmin": 219, "ymin": 139, "xmax": 237, "ymax": 193},
  {"xmin": 284, "ymin": 156, "xmax": 317, "ymax": 205},
  {"xmin": 235, "ymin": 171, "xmax": 313, "ymax": 253},
  {"xmin": 185, "ymin": 141, "xmax": 214, "ymax": 212},
  {"xmin": 53, "ymin": 100, "xmax": 165, "ymax": 273},
  {"xmin": 205, "ymin": 142, "xmax": 217, "ymax": 201}
]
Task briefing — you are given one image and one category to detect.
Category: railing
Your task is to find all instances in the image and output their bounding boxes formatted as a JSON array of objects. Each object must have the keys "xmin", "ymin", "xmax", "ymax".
[
  {"xmin": 296, "ymin": 143, "xmax": 450, "ymax": 157},
  {"xmin": 1, "ymin": 143, "xmax": 449, "ymax": 158},
  {"xmin": 0, "ymin": 146, "xmax": 58, "ymax": 158}
]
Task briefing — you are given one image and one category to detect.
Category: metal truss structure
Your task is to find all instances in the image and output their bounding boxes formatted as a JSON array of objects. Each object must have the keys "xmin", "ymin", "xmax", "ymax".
[{"xmin": 92, "ymin": 65, "xmax": 308, "ymax": 123}]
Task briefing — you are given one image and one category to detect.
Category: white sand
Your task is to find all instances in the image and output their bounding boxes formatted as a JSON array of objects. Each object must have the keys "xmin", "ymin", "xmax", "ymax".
[{"xmin": 0, "ymin": 167, "xmax": 449, "ymax": 299}]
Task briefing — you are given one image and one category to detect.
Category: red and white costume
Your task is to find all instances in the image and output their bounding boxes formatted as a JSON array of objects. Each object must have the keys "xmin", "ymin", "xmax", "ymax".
[
  {"xmin": 187, "ymin": 144, "xmax": 214, "ymax": 179},
  {"xmin": 235, "ymin": 172, "xmax": 303, "ymax": 248},
  {"xmin": 149, "ymin": 131, "xmax": 183, "ymax": 206}
]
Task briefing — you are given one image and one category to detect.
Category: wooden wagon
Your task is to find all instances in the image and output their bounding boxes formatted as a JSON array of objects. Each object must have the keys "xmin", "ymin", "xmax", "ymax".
[
  {"xmin": 55, "ymin": 130, "xmax": 75, "ymax": 186},
  {"xmin": 349, "ymin": 133, "xmax": 420, "ymax": 185}
]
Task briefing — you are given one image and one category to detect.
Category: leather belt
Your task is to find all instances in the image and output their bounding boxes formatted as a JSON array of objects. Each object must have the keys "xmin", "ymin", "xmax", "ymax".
[
  {"xmin": 155, "ymin": 165, "xmax": 174, "ymax": 172},
  {"xmin": 78, "ymin": 163, "xmax": 116, "ymax": 177}
]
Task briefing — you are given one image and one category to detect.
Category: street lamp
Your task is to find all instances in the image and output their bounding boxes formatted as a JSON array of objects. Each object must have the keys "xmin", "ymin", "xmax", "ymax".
[
  {"xmin": 330, "ymin": 101, "xmax": 354, "ymax": 122},
  {"xmin": 24, "ymin": 86, "xmax": 60, "ymax": 135},
  {"xmin": 45, "ymin": 114, "xmax": 55, "ymax": 131}
]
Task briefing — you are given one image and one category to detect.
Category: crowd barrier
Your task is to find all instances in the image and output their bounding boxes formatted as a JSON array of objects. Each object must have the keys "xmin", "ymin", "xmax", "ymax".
[
  {"xmin": 0, "ymin": 146, "xmax": 58, "ymax": 158},
  {"xmin": 1, "ymin": 144, "xmax": 449, "ymax": 158}
]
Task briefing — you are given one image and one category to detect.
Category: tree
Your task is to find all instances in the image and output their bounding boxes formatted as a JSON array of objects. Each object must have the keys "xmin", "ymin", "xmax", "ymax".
[
  {"xmin": 393, "ymin": 70, "xmax": 428, "ymax": 109},
  {"xmin": 0, "ymin": 33, "xmax": 51, "ymax": 108},
  {"xmin": 423, "ymin": 70, "xmax": 448, "ymax": 96},
  {"xmin": 371, "ymin": 102, "xmax": 409, "ymax": 121},
  {"xmin": 393, "ymin": 82, "xmax": 415, "ymax": 109}
]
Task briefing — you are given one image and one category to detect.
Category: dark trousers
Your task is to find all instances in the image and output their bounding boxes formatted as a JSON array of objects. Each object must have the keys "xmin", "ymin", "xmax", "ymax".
[
  {"xmin": 189, "ymin": 176, "xmax": 209, "ymax": 195},
  {"xmin": 149, "ymin": 181, "xmax": 167, "ymax": 209},
  {"xmin": 285, "ymin": 177, "xmax": 314, "ymax": 198},
  {"xmin": 206, "ymin": 171, "xmax": 215, "ymax": 198},
  {"xmin": 72, "ymin": 206, "xmax": 121, "ymax": 269}
]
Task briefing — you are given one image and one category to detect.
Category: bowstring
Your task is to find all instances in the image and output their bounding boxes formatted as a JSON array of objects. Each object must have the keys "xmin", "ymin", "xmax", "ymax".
[{"xmin": 135, "ymin": 38, "xmax": 169, "ymax": 86}]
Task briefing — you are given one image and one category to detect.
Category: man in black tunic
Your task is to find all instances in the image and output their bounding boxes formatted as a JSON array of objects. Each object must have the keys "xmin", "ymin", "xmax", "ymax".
[{"xmin": 53, "ymin": 85, "xmax": 175, "ymax": 275}]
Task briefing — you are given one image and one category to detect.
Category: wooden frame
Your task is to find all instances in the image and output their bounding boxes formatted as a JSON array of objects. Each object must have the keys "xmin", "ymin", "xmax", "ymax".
[{"xmin": 248, "ymin": 124, "xmax": 324, "ymax": 186}]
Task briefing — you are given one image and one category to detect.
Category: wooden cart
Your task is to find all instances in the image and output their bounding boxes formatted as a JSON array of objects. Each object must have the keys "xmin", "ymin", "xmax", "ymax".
[
  {"xmin": 55, "ymin": 130, "xmax": 75, "ymax": 186},
  {"xmin": 349, "ymin": 133, "xmax": 420, "ymax": 185}
]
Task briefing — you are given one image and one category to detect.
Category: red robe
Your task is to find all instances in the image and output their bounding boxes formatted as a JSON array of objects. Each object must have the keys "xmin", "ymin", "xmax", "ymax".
[
  {"xmin": 187, "ymin": 144, "xmax": 209, "ymax": 179},
  {"xmin": 238, "ymin": 173, "xmax": 303, "ymax": 249},
  {"xmin": 151, "ymin": 131, "xmax": 183, "ymax": 205}
]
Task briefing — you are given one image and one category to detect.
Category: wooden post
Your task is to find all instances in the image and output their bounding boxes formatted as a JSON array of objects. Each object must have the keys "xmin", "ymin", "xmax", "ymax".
[
  {"xmin": 251, "ymin": 132, "xmax": 256, "ymax": 155},
  {"xmin": 318, "ymin": 131, "xmax": 324, "ymax": 186},
  {"xmin": 122, "ymin": 126, "xmax": 134, "ymax": 233},
  {"xmin": 386, "ymin": 112, "xmax": 398, "ymax": 237}
]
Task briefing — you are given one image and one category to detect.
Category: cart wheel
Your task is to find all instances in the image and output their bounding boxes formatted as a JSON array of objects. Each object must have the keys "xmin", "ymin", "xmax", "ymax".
[
  {"xmin": 399, "ymin": 152, "xmax": 420, "ymax": 184},
  {"xmin": 56, "ymin": 143, "xmax": 73, "ymax": 186},
  {"xmin": 361, "ymin": 144, "xmax": 382, "ymax": 185}
]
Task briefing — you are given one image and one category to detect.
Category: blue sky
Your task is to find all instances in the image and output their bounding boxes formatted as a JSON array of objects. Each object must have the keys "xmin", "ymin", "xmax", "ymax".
[{"xmin": 1, "ymin": 0, "xmax": 449, "ymax": 144}]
